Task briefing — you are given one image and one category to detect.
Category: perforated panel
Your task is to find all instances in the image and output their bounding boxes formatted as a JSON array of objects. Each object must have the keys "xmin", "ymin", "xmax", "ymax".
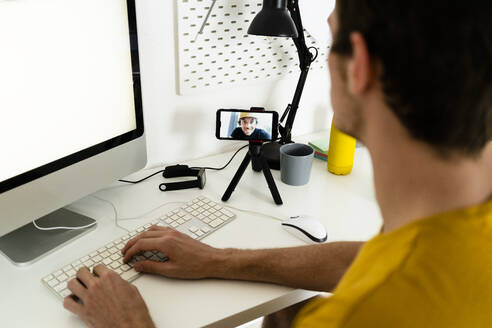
[{"xmin": 176, "ymin": 0, "xmax": 327, "ymax": 95}]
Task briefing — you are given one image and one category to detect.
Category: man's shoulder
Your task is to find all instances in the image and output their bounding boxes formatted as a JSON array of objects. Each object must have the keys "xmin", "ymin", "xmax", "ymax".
[{"xmin": 330, "ymin": 204, "xmax": 492, "ymax": 327}]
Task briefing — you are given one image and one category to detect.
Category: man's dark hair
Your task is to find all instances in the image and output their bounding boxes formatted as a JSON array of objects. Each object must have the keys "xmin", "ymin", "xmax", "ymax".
[{"xmin": 332, "ymin": 1, "xmax": 492, "ymax": 156}]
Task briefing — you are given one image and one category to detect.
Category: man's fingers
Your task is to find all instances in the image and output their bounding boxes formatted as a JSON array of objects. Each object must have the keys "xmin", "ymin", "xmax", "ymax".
[
  {"xmin": 123, "ymin": 238, "xmax": 166, "ymax": 263},
  {"xmin": 92, "ymin": 264, "xmax": 112, "ymax": 278},
  {"xmin": 63, "ymin": 295, "xmax": 84, "ymax": 316},
  {"xmin": 76, "ymin": 266, "xmax": 94, "ymax": 288},
  {"xmin": 134, "ymin": 260, "xmax": 168, "ymax": 275},
  {"xmin": 67, "ymin": 278, "xmax": 88, "ymax": 300},
  {"xmin": 122, "ymin": 228, "xmax": 171, "ymax": 255}
]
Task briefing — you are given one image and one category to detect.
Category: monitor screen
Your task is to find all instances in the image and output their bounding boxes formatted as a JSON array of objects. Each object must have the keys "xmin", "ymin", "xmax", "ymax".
[{"xmin": 0, "ymin": 0, "xmax": 143, "ymax": 194}]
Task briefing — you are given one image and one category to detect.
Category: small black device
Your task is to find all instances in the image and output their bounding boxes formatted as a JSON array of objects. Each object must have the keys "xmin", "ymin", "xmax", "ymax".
[
  {"xmin": 159, "ymin": 165, "xmax": 206, "ymax": 192},
  {"xmin": 216, "ymin": 108, "xmax": 278, "ymax": 142}
]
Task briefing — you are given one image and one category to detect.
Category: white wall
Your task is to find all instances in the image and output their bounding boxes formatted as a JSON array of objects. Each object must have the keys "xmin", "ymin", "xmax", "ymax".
[{"xmin": 136, "ymin": 0, "xmax": 335, "ymax": 168}]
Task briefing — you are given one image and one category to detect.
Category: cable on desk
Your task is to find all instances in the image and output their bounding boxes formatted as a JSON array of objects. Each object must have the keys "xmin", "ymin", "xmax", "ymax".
[
  {"xmin": 118, "ymin": 144, "xmax": 249, "ymax": 185},
  {"xmin": 118, "ymin": 169, "xmax": 165, "ymax": 184},
  {"xmin": 90, "ymin": 195, "xmax": 131, "ymax": 233},
  {"xmin": 223, "ymin": 204, "xmax": 284, "ymax": 222},
  {"xmin": 190, "ymin": 144, "xmax": 248, "ymax": 171}
]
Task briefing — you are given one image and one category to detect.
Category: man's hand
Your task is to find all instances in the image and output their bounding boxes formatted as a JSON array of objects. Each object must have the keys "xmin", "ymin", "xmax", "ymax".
[
  {"xmin": 64, "ymin": 265, "xmax": 154, "ymax": 328},
  {"xmin": 122, "ymin": 226, "xmax": 224, "ymax": 279}
]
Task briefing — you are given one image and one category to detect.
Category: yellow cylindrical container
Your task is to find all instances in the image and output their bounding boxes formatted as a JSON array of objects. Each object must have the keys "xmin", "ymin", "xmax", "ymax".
[{"xmin": 327, "ymin": 120, "xmax": 356, "ymax": 175}]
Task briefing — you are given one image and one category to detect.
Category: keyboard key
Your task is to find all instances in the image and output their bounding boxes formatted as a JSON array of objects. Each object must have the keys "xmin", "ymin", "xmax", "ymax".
[
  {"xmin": 54, "ymin": 282, "xmax": 67, "ymax": 292},
  {"xmin": 60, "ymin": 289, "xmax": 71, "ymax": 298},
  {"xmin": 121, "ymin": 268, "xmax": 140, "ymax": 281},
  {"xmin": 48, "ymin": 279, "xmax": 58, "ymax": 287},
  {"xmin": 120, "ymin": 264, "xmax": 131, "ymax": 271},
  {"xmin": 150, "ymin": 255, "xmax": 160, "ymax": 261},
  {"xmin": 209, "ymin": 218, "xmax": 223, "ymax": 228},
  {"xmin": 43, "ymin": 274, "xmax": 54, "ymax": 282},
  {"xmin": 186, "ymin": 232, "xmax": 198, "ymax": 239},
  {"xmin": 84, "ymin": 260, "xmax": 94, "ymax": 267},
  {"xmin": 58, "ymin": 273, "xmax": 68, "ymax": 282}
]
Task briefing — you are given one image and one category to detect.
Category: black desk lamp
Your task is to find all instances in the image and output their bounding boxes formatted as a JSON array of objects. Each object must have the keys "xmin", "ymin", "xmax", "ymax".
[{"xmin": 248, "ymin": 0, "xmax": 318, "ymax": 170}]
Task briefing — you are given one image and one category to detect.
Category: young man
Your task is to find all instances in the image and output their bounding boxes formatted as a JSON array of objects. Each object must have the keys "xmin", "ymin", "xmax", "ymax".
[
  {"xmin": 63, "ymin": 1, "xmax": 492, "ymax": 327},
  {"xmin": 230, "ymin": 112, "xmax": 271, "ymax": 140}
]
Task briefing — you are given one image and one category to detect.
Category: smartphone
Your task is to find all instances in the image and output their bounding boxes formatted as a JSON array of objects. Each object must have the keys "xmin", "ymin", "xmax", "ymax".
[{"xmin": 216, "ymin": 109, "xmax": 279, "ymax": 142}]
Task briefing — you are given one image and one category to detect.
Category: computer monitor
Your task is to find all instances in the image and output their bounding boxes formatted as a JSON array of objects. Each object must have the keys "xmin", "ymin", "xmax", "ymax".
[{"xmin": 0, "ymin": 0, "xmax": 146, "ymax": 265}]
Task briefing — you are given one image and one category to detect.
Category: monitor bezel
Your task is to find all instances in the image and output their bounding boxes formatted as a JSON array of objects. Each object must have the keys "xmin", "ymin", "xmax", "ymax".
[{"xmin": 0, "ymin": 0, "xmax": 144, "ymax": 194}]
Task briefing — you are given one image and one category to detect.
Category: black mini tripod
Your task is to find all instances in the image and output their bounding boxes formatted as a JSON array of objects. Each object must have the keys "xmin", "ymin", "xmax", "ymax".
[{"xmin": 222, "ymin": 141, "xmax": 283, "ymax": 205}]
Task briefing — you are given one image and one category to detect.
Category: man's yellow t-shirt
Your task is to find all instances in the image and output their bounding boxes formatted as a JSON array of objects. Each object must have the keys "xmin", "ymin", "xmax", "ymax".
[{"xmin": 294, "ymin": 199, "xmax": 492, "ymax": 327}]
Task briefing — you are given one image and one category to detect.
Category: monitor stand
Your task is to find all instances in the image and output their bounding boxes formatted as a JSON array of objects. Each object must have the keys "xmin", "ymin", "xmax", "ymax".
[{"xmin": 0, "ymin": 208, "xmax": 96, "ymax": 266}]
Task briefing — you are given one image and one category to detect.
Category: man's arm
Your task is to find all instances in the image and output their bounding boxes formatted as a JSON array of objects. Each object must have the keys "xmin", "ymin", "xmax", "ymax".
[{"xmin": 122, "ymin": 226, "xmax": 363, "ymax": 292}]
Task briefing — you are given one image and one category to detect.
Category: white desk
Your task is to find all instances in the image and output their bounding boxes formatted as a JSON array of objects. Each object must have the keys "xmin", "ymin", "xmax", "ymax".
[{"xmin": 0, "ymin": 132, "xmax": 382, "ymax": 327}]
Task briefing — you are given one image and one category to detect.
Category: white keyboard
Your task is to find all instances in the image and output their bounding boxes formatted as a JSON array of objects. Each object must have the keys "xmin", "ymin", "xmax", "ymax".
[{"xmin": 41, "ymin": 196, "xmax": 236, "ymax": 300}]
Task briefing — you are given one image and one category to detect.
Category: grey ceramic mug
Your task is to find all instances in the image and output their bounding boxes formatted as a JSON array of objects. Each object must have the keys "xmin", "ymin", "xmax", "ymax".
[{"xmin": 280, "ymin": 143, "xmax": 314, "ymax": 186}]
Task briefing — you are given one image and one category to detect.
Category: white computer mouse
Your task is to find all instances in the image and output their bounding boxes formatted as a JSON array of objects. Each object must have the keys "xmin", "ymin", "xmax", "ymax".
[{"xmin": 281, "ymin": 215, "xmax": 328, "ymax": 244}]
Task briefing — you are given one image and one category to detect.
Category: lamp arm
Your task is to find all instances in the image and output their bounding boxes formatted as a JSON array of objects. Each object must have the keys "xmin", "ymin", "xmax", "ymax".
[{"xmin": 278, "ymin": 0, "xmax": 314, "ymax": 144}]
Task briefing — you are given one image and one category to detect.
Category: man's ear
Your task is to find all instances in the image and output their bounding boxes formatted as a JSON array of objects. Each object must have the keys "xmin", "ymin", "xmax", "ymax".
[{"xmin": 347, "ymin": 32, "xmax": 371, "ymax": 95}]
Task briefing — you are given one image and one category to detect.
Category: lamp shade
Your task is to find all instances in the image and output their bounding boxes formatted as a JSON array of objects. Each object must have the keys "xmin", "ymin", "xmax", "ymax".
[{"xmin": 247, "ymin": 0, "xmax": 298, "ymax": 37}]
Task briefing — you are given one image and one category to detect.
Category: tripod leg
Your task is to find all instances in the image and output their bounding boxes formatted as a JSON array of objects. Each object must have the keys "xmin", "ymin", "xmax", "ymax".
[
  {"xmin": 222, "ymin": 152, "xmax": 252, "ymax": 202},
  {"xmin": 260, "ymin": 155, "xmax": 283, "ymax": 205}
]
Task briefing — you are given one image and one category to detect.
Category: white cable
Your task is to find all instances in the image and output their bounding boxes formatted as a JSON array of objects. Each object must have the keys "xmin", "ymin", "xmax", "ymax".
[
  {"xmin": 223, "ymin": 204, "xmax": 284, "ymax": 222},
  {"xmin": 32, "ymin": 219, "xmax": 97, "ymax": 231},
  {"xmin": 91, "ymin": 195, "xmax": 131, "ymax": 233},
  {"xmin": 91, "ymin": 194, "xmax": 185, "ymax": 232}
]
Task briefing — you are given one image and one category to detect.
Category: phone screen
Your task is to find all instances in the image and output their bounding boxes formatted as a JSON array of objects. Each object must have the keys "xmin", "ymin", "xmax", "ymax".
[{"xmin": 216, "ymin": 110, "xmax": 278, "ymax": 141}]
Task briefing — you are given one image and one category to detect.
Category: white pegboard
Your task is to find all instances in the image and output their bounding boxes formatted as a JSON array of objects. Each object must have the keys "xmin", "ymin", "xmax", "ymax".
[{"xmin": 176, "ymin": 0, "xmax": 327, "ymax": 95}]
